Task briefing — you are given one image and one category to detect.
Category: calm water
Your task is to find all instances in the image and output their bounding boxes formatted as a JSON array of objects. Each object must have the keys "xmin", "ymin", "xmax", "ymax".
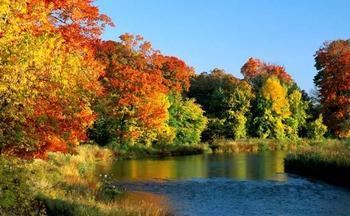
[{"xmin": 107, "ymin": 152, "xmax": 350, "ymax": 216}]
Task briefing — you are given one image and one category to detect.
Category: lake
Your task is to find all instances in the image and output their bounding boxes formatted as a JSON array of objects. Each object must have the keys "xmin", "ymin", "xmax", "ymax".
[{"xmin": 108, "ymin": 152, "xmax": 350, "ymax": 216}]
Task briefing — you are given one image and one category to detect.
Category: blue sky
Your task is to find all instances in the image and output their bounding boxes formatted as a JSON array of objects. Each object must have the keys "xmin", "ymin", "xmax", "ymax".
[{"xmin": 95, "ymin": 0, "xmax": 350, "ymax": 92}]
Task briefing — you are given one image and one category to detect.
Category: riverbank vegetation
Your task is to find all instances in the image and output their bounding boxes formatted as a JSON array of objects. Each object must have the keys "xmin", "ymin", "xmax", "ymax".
[
  {"xmin": 1, "ymin": 0, "xmax": 350, "ymax": 214},
  {"xmin": 285, "ymin": 140, "xmax": 350, "ymax": 187},
  {"xmin": 1, "ymin": 145, "xmax": 171, "ymax": 215}
]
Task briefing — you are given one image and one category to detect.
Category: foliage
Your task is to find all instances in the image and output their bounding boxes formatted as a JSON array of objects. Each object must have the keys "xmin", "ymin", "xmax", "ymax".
[
  {"xmin": 286, "ymin": 90, "xmax": 309, "ymax": 139},
  {"xmin": 314, "ymin": 40, "xmax": 350, "ymax": 138},
  {"xmin": 0, "ymin": 0, "xmax": 109, "ymax": 157},
  {"xmin": 209, "ymin": 138, "xmax": 306, "ymax": 153},
  {"xmin": 189, "ymin": 69, "xmax": 254, "ymax": 140},
  {"xmin": 249, "ymin": 77, "xmax": 290, "ymax": 139},
  {"xmin": 166, "ymin": 93, "xmax": 208, "ymax": 145},
  {"xmin": 306, "ymin": 115, "xmax": 328, "ymax": 140},
  {"xmin": 91, "ymin": 36, "xmax": 196, "ymax": 148},
  {"xmin": 0, "ymin": 157, "xmax": 45, "ymax": 215},
  {"xmin": 241, "ymin": 57, "xmax": 293, "ymax": 85}
]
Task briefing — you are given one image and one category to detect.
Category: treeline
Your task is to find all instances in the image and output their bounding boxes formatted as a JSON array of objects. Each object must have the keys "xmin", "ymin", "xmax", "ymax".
[
  {"xmin": 188, "ymin": 59, "xmax": 326, "ymax": 142},
  {"xmin": 1, "ymin": 0, "xmax": 350, "ymax": 159}
]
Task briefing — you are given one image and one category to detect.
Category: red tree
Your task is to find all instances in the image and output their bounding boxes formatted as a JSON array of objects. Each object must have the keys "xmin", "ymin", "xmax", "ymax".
[
  {"xmin": 241, "ymin": 57, "xmax": 292, "ymax": 83},
  {"xmin": 314, "ymin": 40, "xmax": 350, "ymax": 138}
]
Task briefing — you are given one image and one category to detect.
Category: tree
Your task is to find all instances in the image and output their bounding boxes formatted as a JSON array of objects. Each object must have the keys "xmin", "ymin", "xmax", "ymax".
[
  {"xmin": 93, "ymin": 39, "xmax": 168, "ymax": 146},
  {"xmin": 0, "ymin": 0, "xmax": 108, "ymax": 157},
  {"xmin": 286, "ymin": 90, "xmax": 309, "ymax": 139},
  {"xmin": 166, "ymin": 93, "xmax": 207, "ymax": 145},
  {"xmin": 306, "ymin": 115, "xmax": 327, "ymax": 140},
  {"xmin": 188, "ymin": 69, "xmax": 254, "ymax": 140},
  {"xmin": 241, "ymin": 57, "xmax": 293, "ymax": 86},
  {"xmin": 252, "ymin": 76, "xmax": 290, "ymax": 139},
  {"xmin": 314, "ymin": 40, "xmax": 350, "ymax": 138},
  {"xmin": 91, "ymin": 35, "xmax": 195, "ymax": 147},
  {"xmin": 31, "ymin": 0, "xmax": 113, "ymax": 46}
]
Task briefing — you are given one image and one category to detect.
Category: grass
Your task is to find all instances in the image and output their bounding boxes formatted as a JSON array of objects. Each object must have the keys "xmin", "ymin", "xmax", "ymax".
[
  {"xmin": 24, "ymin": 145, "xmax": 172, "ymax": 216},
  {"xmin": 208, "ymin": 138, "xmax": 313, "ymax": 153},
  {"xmin": 285, "ymin": 139, "xmax": 350, "ymax": 187},
  {"xmin": 111, "ymin": 143, "xmax": 209, "ymax": 159}
]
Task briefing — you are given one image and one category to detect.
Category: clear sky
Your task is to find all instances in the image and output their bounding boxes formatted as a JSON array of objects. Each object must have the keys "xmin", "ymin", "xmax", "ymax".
[{"xmin": 95, "ymin": 0, "xmax": 350, "ymax": 92}]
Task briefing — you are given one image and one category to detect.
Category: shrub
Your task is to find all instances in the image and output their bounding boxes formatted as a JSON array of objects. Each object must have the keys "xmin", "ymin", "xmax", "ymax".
[
  {"xmin": 0, "ymin": 157, "xmax": 45, "ymax": 216},
  {"xmin": 307, "ymin": 115, "xmax": 327, "ymax": 140}
]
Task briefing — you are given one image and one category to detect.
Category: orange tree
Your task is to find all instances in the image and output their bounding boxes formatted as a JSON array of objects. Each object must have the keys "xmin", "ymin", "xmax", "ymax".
[
  {"xmin": 314, "ymin": 40, "xmax": 350, "ymax": 138},
  {"xmin": 89, "ymin": 34, "xmax": 196, "ymax": 147},
  {"xmin": 0, "ymin": 0, "xmax": 111, "ymax": 158}
]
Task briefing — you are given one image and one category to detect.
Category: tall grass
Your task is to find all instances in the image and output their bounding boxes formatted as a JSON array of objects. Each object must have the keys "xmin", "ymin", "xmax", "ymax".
[
  {"xmin": 285, "ymin": 140, "xmax": 350, "ymax": 187},
  {"xmin": 27, "ymin": 145, "xmax": 172, "ymax": 215},
  {"xmin": 209, "ymin": 138, "xmax": 313, "ymax": 153}
]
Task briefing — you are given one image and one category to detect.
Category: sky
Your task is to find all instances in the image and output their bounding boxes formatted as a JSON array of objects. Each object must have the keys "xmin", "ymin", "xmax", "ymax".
[{"xmin": 95, "ymin": 0, "xmax": 350, "ymax": 92}]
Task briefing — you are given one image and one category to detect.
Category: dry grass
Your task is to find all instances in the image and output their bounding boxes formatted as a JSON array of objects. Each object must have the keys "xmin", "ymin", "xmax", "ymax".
[
  {"xmin": 209, "ymin": 138, "xmax": 304, "ymax": 153},
  {"xmin": 27, "ymin": 145, "xmax": 171, "ymax": 215},
  {"xmin": 285, "ymin": 140, "xmax": 350, "ymax": 187}
]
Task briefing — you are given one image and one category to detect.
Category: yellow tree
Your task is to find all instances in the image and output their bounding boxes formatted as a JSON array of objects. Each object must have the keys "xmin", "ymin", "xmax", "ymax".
[
  {"xmin": 257, "ymin": 76, "xmax": 290, "ymax": 139},
  {"xmin": 0, "ymin": 1, "xmax": 105, "ymax": 157}
]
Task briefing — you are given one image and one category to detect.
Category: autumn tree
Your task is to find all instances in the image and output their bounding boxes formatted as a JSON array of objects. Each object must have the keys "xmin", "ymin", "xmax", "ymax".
[
  {"xmin": 240, "ymin": 57, "xmax": 311, "ymax": 140},
  {"xmin": 241, "ymin": 57, "xmax": 292, "ymax": 86},
  {"xmin": 0, "ymin": 0, "xmax": 110, "ymax": 157},
  {"xmin": 90, "ymin": 35, "xmax": 196, "ymax": 147},
  {"xmin": 250, "ymin": 77, "xmax": 290, "ymax": 139},
  {"xmin": 314, "ymin": 40, "xmax": 350, "ymax": 138}
]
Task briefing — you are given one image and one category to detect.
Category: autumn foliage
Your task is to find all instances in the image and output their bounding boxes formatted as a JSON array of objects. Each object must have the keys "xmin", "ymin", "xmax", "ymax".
[
  {"xmin": 90, "ymin": 34, "xmax": 195, "ymax": 146},
  {"xmin": 0, "ymin": 0, "xmax": 110, "ymax": 157},
  {"xmin": 315, "ymin": 40, "xmax": 350, "ymax": 138},
  {"xmin": 2, "ymin": 0, "xmax": 348, "ymax": 159},
  {"xmin": 241, "ymin": 57, "xmax": 293, "ymax": 84}
]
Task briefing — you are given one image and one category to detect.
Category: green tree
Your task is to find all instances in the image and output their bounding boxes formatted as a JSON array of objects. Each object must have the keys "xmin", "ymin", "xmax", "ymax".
[
  {"xmin": 285, "ymin": 90, "xmax": 309, "ymax": 139},
  {"xmin": 166, "ymin": 93, "xmax": 208, "ymax": 145},
  {"xmin": 188, "ymin": 69, "xmax": 254, "ymax": 140},
  {"xmin": 307, "ymin": 115, "xmax": 328, "ymax": 140}
]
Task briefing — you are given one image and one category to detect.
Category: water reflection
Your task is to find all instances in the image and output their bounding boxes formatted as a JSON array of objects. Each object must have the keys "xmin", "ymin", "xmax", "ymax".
[{"xmin": 108, "ymin": 151, "xmax": 287, "ymax": 181}]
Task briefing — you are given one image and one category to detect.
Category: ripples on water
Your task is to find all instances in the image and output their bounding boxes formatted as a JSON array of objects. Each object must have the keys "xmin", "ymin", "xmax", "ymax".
[
  {"xmin": 120, "ymin": 177, "xmax": 350, "ymax": 216},
  {"xmin": 108, "ymin": 152, "xmax": 350, "ymax": 216}
]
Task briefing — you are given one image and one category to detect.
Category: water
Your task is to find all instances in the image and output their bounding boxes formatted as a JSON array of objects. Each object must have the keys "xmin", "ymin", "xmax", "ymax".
[{"xmin": 107, "ymin": 152, "xmax": 350, "ymax": 216}]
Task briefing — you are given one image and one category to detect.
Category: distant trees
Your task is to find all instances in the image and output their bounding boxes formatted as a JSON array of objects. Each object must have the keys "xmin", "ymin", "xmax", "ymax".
[
  {"xmin": 314, "ymin": 40, "xmax": 350, "ymax": 138},
  {"xmin": 188, "ymin": 69, "xmax": 254, "ymax": 140},
  {"xmin": 188, "ymin": 58, "xmax": 324, "ymax": 141}
]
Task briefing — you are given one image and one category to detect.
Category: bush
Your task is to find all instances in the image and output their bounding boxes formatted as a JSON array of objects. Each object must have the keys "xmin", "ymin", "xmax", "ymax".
[
  {"xmin": 307, "ymin": 115, "xmax": 327, "ymax": 140},
  {"xmin": 0, "ymin": 157, "xmax": 45, "ymax": 216}
]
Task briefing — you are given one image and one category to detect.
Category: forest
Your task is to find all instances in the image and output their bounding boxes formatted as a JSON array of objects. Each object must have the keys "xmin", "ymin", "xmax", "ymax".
[{"xmin": 1, "ymin": 0, "xmax": 350, "ymax": 215}]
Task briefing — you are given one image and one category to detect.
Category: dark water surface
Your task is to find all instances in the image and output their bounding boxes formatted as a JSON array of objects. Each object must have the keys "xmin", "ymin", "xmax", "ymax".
[{"xmin": 108, "ymin": 152, "xmax": 350, "ymax": 216}]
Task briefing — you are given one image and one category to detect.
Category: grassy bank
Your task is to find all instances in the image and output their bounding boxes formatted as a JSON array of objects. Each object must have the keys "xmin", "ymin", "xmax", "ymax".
[
  {"xmin": 0, "ymin": 145, "xmax": 172, "ymax": 216},
  {"xmin": 112, "ymin": 143, "xmax": 209, "ymax": 159},
  {"xmin": 285, "ymin": 140, "xmax": 350, "ymax": 187},
  {"xmin": 208, "ymin": 138, "xmax": 318, "ymax": 153}
]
